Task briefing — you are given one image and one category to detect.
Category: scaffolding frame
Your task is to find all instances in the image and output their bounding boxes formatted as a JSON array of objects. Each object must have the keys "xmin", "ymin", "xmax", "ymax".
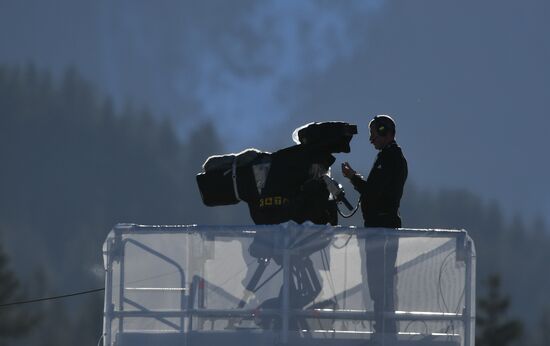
[{"xmin": 103, "ymin": 223, "xmax": 475, "ymax": 346}]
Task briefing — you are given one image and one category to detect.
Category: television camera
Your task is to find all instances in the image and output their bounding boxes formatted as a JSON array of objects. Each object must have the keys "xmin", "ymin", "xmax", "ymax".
[
  {"xmin": 196, "ymin": 121, "xmax": 357, "ymax": 224},
  {"xmin": 196, "ymin": 121, "xmax": 357, "ymax": 329}
]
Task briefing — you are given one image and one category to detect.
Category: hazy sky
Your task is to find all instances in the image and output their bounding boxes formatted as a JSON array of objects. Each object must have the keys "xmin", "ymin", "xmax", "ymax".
[{"xmin": 1, "ymin": 0, "xmax": 549, "ymax": 224}]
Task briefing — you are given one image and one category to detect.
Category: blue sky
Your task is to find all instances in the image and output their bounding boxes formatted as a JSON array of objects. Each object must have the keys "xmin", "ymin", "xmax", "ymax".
[{"xmin": 1, "ymin": 0, "xmax": 549, "ymax": 224}]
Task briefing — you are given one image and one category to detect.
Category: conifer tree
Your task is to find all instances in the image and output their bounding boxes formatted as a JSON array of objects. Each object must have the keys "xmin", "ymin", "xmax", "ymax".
[
  {"xmin": 0, "ymin": 242, "xmax": 38, "ymax": 344},
  {"xmin": 476, "ymin": 274, "xmax": 522, "ymax": 346}
]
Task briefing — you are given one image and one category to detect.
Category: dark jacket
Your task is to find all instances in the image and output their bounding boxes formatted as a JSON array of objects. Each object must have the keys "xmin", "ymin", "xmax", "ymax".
[{"xmin": 350, "ymin": 141, "xmax": 407, "ymax": 227}]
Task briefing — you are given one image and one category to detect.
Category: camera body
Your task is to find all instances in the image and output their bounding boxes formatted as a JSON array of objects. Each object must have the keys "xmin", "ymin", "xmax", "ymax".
[
  {"xmin": 196, "ymin": 122, "xmax": 357, "ymax": 329},
  {"xmin": 196, "ymin": 121, "xmax": 357, "ymax": 226}
]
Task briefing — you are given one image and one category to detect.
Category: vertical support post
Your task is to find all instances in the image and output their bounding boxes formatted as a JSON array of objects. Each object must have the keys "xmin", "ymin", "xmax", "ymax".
[
  {"xmin": 463, "ymin": 240, "xmax": 475, "ymax": 346},
  {"xmin": 182, "ymin": 233, "xmax": 188, "ymax": 346},
  {"xmin": 105, "ymin": 226, "xmax": 124, "ymax": 346},
  {"xmin": 185, "ymin": 231, "xmax": 194, "ymax": 346},
  {"xmin": 103, "ymin": 236, "xmax": 114, "ymax": 346},
  {"xmin": 281, "ymin": 231, "xmax": 290, "ymax": 344},
  {"xmin": 118, "ymin": 234, "xmax": 126, "ymax": 334}
]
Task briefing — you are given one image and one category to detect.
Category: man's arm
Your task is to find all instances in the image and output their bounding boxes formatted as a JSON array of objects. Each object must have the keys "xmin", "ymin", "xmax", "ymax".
[
  {"xmin": 342, "ymin": 153, "xmax": 402, "ymax": 201},
  {"xmin": 341, "ymin": 162, "xmax": 369, "ymax": 194}
]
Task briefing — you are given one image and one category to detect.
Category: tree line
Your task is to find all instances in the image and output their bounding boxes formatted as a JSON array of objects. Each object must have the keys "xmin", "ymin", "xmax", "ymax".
[{"xmin": 0, "ymin": 64, "xmax": 548, "ymax": 345}]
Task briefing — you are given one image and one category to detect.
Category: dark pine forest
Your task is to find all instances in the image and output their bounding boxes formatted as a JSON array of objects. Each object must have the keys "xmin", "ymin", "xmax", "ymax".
[{"xmin": 0, "ymin": 64, "xmax": 549, "ymax": 345}]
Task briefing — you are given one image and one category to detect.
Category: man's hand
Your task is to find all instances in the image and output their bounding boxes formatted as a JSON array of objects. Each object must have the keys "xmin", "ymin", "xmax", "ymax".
[{"xmin": 341, "ymin": 162, "xmax": 357, "ymax": 179}]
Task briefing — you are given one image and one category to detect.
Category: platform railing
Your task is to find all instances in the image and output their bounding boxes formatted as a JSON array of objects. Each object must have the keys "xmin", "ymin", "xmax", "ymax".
[{"xmin": 102, "ymin": 223, "xmax": 476, "ymax": 346}]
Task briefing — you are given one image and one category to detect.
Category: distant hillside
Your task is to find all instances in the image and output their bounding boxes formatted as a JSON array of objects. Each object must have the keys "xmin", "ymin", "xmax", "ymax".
[
  {"xmin": 1, "ymin": 64, "xmax": 548, "ymax": 345},
  {"xmin": 0, "ymin": 64, "xmax": 247, "ymax": 345},
  {"xmin": 0, "ymin": 65, "xmax": 244, "ymax": 284}
]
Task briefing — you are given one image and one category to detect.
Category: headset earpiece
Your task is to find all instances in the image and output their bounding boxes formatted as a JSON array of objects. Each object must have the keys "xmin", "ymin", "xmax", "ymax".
[
  {"xmin": 371, "ymin": 115, "xmax": 393, "ymax": 136},
  {"xmin": 372, "ymin": 116, "xmax": 388, "ymax": 136}
]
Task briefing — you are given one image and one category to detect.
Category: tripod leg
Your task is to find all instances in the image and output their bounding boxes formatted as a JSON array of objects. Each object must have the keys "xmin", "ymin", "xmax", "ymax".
[
  {"xmin": 237, "ymin": 258, "xmax": 269, "ymax": 308},
  {"xmin": 226, "ymin": 259, "xmax": 270, "ymax": 329}
]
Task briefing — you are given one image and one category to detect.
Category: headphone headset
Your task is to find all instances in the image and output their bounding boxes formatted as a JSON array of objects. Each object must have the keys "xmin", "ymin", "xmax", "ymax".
[{"xmin": 371, "ymin": 115, "xmax": 391, "ymax": 136}]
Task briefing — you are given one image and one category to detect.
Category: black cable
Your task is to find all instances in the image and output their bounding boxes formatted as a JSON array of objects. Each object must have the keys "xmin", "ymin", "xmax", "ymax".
[
  {"xmin": 437, "ymin": 250, "xmax": 466, "ymax": 337},
  {"xmin": 253, "ymin": 266, "xmax": 282, "ymax": 293},
  {"xmin": 437, "ymin": 251, "xmax": 455, "ymax": 313},
  {"xmin": 0, "ymin": 265, "xmax": 198, "ymax": 309},
  {"xmin": 404, "ymin": 320, "xmax": 429, "ymax": 335},
  {"xmin": 0, "ymin": 266, "xmax": 196, "ymax": 309},
  {"xmin": 337, "ymin": 200, "xmax": 360, "ymax": 218},
  {"xmin": 331, "ymin": 234, "xmax": 353, "ymax": 249},
  {"xmin": 320, "ymin": 249, "xmax": 338, "ymax": 306},
  {"xmin": 0, "ymin": 287, "xmax": 105, "ymax": 308}
]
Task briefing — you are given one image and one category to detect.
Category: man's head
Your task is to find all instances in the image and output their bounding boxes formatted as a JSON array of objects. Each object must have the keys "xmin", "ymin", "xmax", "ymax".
[{"xmin": 368, "ymin": 115, "xmax": 396, "ymax": 150}]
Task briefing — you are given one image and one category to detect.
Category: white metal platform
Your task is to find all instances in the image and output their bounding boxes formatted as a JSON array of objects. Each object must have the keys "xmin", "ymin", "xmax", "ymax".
[{"xmin": 102, "ymin": 223, "xmax": 476, "ymax": 345}]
